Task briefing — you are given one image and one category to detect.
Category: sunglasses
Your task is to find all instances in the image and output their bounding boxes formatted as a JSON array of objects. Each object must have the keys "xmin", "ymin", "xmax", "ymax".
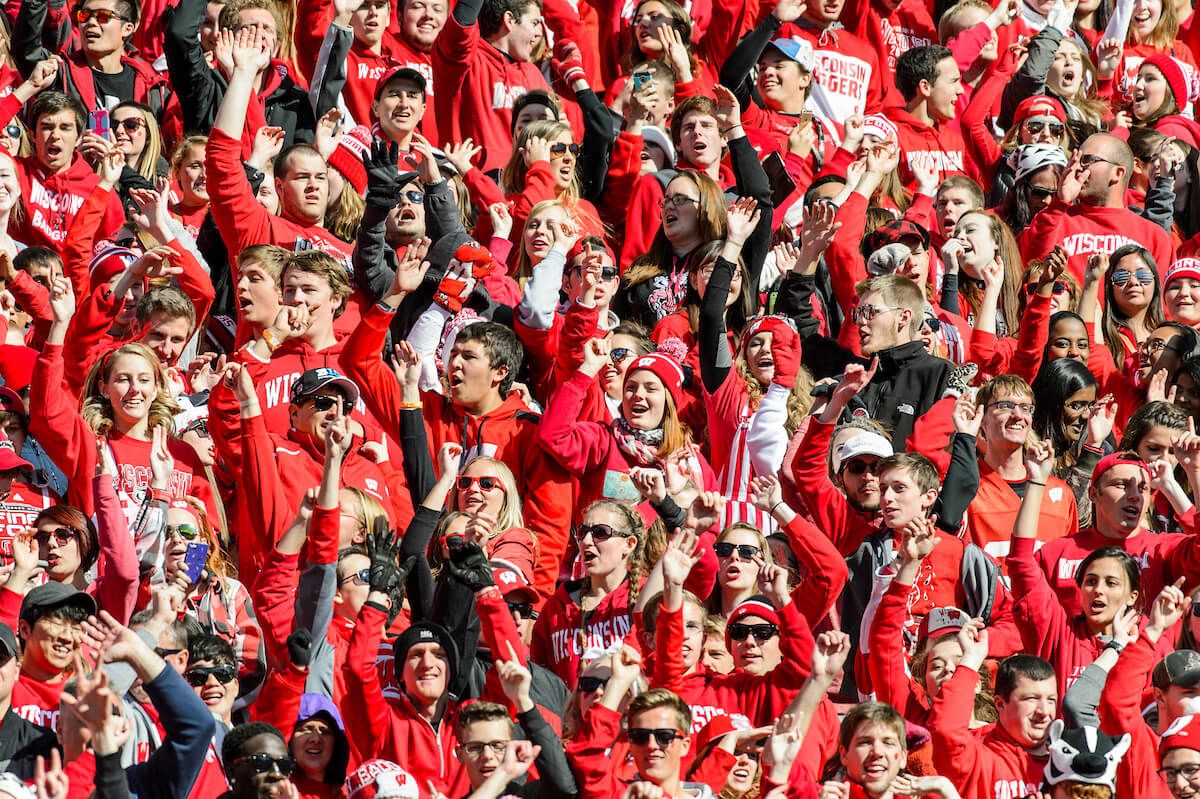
[
  {"xmin": 308, "ymin": 395, "xmax": 347, "ymax": 412},
  {"xmin": 3, "ymin": 124, "xmax": 19, "ymax": 140},
  {"xmin": 233, "ymin": 754, "xmax": 296, "ymax": 776},
  {"xmin": 457, "ymin": 475, "xmax": 503, "ymax": 492},
  {"xmin": 728, "ymin": 622, "xmax": 779, "ymax": 642},
  {"xmin": 578, "ymin": 675, "xmax": 608, "ymax": 693},
  {"xmin": 1029, "ymin": 186, "xmax": 1057, "ymax": 200},
  {"xmin": 341, "ymin": 568, "xmax": 370, "ymax": 586},
  {"xmin": 1024, "ymin": 281, "xmax": 1068, "ymax": 296},
  {"xmin": 166, "ymin": 523, "xmax": 200, "ymax": 540},
  {"xmin": 74, "ymin": 7, "xmax": 127, "ymax": 23},
  {"xmin": 113, "ymin": 118, "xmax": 145, "ymax": 133},
  {"xmin": 842, "ymin": 459, "xmax": 880, "ymax": 476},
  {"xmin": 35, "ymin": 527, "xmax": 77, "ymax": 547},
  {"xmin": 714, "ymin": 542, "xmax": 760, "ymax": 560},
  {"xmin": 1024, "ymin": 120, "xmax": 1065, "ymax": 137},
  {"xmin": 571, "ymin": 265, "xmax": 620, "ymax": 281},
  {"xmin": 850, "ymin": 303, "xmax": 898, "ymax": 324},
  {"xmin": 185, "ymin": 663, "xmax": 237, "ymax": 686},
  {"xmin": 628, "ymin": 728, "xmax": 683, "ymax": 747},
  {"xmin": 397, "ymin": 189, "xmax": 424, "ymax": 205},
  {"xmin": 920, "ymin": 316, "xmax": 942, "ymax": 333},
  {"xmin": 1110, "ymin": 268, "xmax": 1155, "ymax": 287},
  {"xmin": 506, "ymin": 600, "xmax": 535, "ymax": 619},
  {"xmin": 550, "ymin": 142, "xmax": 581, "ymax": 157},
  {"xmin": 574, "ymin": 523, "xmax": 631, "ymax": 543},
  {"xmin": 610, "ymin": 347, "xmax": 634, "ymax": 364},
  {"xmin": 182, "ymin": 418, "xmax": 209, "ymax": 438}
]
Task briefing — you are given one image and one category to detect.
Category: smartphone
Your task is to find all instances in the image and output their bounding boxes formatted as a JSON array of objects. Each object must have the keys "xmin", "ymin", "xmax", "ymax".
[
  {"xmin": 761, "ymin": 151, "xmax": 797, "ymax": 209},
  {"xmin": 182, "ymin": 541, "xmax": 209, "ymax": 584},
  {"xmin": 88, "ymin": 108, "xmax": 110, "ymax": 138},
  {"xmin": 631, "ymin": 71, "xmax": 652, "ymax": 91}
]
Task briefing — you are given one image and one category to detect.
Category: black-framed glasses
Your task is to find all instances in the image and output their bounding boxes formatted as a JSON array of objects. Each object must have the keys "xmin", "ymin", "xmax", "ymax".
[
  {"xmin": 628, "ymin": 728, "xmax": 683, "ymax": 747},
  {"xmin": 1159, "ymin": 763, "xmax": 1200, "ymax": 783},
  {"xmin": 550, "ymin": 142, "xmax": 581, "ymax": 158},
  {"xmin": 574, "ymin": 523, "xmax": 631, "ymax": 543},
  {"xmin": 154, "ymin": 646, "xmax": 184, "ymax": 658},
  {"xmin": 1110, "ymin": 268, "xmax": 1155, "ymax": 287},
  {"xmin": 506, "ymin": 601, "xmax": 535, "ymax": 619},
  {"xmin": 457, "ymin": 475, "xmax": 502, "ymax": 492},
  {"xmin": 578, "ymin": 675, "xmax": 608, "ymax": 693},
  {"xmin": 185, "ymin": 663, "xmax": 237, "ymax": 686},
  {"xmin": 1142, "ymin": 338, "xmax": 1177, "ymax": 356},
  {"xmin": 660, "ymin": 194, "xmax": 699, "ymax": 209},
  {"xmin": 986, "ymin": 400, "xmax": 1035, "ymax": 415},
  {"xmin": 1024, "ymin": 281, "xmax": 1068, "ymax": 296},
  {"xmin": 233, "ymin": 754, "xmax": 296, "ymax": 776},
  {"xmin": 610, "ymin": 347, "xmax": 634, "ymax": 364},
  {"xmin": 461, "ymin": 740, "xmax": 510, "ymax": 758},
  {"xmin": 1028, "ymin": 186, "xmax": 1057, "ymax": 199},
  {"xmin": 1079, "ymin": 153, "xmax": 1117, "ymax": 168},
  {"xmin": 74, "ymin": 7, "xmax": 127, "ymax": 23},
  {"xmin": 1024, "ymin": 120, "xmax": 1065, "ymax": 137},
  {"xmin": 166, "ymin": 523, "xmax": 200, "ymax": 540},
  {"xmin": 728, "ymin": 622, "xmax": 779, "ymax": 642},
  {"xmin": 714, "ymin": 542, "xmax": 760, "ymax": 560},
  {"xmin": 850, "ymin": 303, "xmax": 899, "ymax": 324},
  {"xmin": 35, "ymin": 527, "xmax": 77, "ymax": 547},
  {"xmin": 341, "ymin": 568, "xmax": 370, "ymax": 586}
]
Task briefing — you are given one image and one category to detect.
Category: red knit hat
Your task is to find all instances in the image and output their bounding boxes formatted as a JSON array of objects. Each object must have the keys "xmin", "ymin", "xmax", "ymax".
[
  {"xmin": 1143, "ymin": 54, "xmax": 1197, "ymax": 109},
  {"xmin": 1166, "ymin": 258, "xmax": 1200, "ymax": 287},
  {"xmin": 624, "ymin": 352, "xmax": 685, "ymax": 407},
  {"xmin": 88, "ymin": 246, "xmax": 139, "ymax": 287},
  {"xmin": 1160, "ymin": 714, "xmax": 1200, "ymax": 758},
  {"xmin": 726, "ymin": 595, "xmax": 781, "ymax": 645},
  {"xmin": 741, "ymin": 314, "xmax": 798, "ymax": 353},
  {"xmin": 327, "ymin": 125, "xmax": 373, "ymax": 196},
  {"xmin": 1013, "ymin": 94, "xmax": 1067, "ymax": 127},
  {"xmin": 0, "ymin": 345, "xmax": 36, "ymax": 393},
  {"xmin": 1091, "ymin": 453, "xmax": 1150, "ymax": 487}
]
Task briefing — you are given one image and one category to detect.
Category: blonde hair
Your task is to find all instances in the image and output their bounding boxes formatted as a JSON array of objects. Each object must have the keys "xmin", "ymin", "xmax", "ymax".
[
  {"xmin": 514, "ymin": 199, "xmax": 569, "ymax": 281},
  {"xmin": 342, "ymin": 488, "xmax": 389, "ymax": 540},
  {"xmin": 324, "ymin": 180, "xmax": 365, "ymax": 243},
  {"xmin": 281, "ymin": 251, "xmax": 352, "ymax": 318},
  {"xmin": 81, "ymin": 344, "xmax": 180, "ymax": 436},
  {"xmin": 450, "ymin": 456, "xmax": 525, "ymax": 531},
  {"xmin": 113, "ymin": 102, "xmax": 162, "ymax": 183},
  {"xmin": 501, "ymin": 119, "xmax": 580, "ymax": 201}
]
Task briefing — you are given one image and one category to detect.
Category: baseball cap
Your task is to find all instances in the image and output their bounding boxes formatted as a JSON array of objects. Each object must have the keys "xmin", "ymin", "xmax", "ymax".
[
  {"xmin": 1154, "ymin": 650, "xmax": 1200, "ymax": 691},
  {"xmin": 491, "ymin": 558, "xmax": 536, "ymax": 600},
  {"xmin": 374, "ymin": 66, "xmax": 426, "ymax": 100},
  {"xmin": 917, "ymin": 606, "xmax": 970, "ymax": 640},
  {"xmin": 19, "ymin": 582, "xmax": 97, "ymax": 629},
  {"xmin": 763, "ymin": 37, "xmax": 815, "ymax": 71},
  {"xmin": 0, "ymin": 387, "xmax": 23, "ymax": 415},
  {"xmin": 0, "ymin": 429, "xmax": 31, "ymax": 473},
  {"xmin": 864, "ymin": 219, "xmax": 930, "ymax": 256},
  {"xmin": 640, "ymin": 125, "xmax": 676, "ymax": 167},
  {"xmin": 832, "ymin": 430, "xmax": 893, "ymax": 472},
  {"xmin": 289, "ymin": 368, "xmax": 360, "ymax": 408},
  {"xmin": 0, "ymin": 622, "xmax": 18, "ymax": 661}
]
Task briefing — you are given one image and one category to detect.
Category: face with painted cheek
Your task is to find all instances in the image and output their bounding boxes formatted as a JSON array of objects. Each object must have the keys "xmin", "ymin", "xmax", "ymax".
[{"xmin": 840, "ymin": 721, "xmax": 906, "ymax": 795}]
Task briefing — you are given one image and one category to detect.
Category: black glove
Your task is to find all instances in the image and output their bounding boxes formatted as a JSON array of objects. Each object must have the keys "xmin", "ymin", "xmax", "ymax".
[
  {"xmin": 366, "ymin": 523, "xmax": 403, "ymax": 595},
  {"xmin": 445, "ymin": 540, "xmax": 495, "ymax": 592},
  {"xmin": 363, "ymin": 139, "xmax": 402, "ymax": 210},
  {"xmin": 287, "ymin": 628, "xmax": 313, "ymax": 668}
]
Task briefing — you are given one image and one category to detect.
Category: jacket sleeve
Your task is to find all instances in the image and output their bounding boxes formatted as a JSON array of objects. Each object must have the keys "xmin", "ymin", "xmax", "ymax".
[
  {"xmin": 519, "ymin": 704, "xmax": 579, "ymax": 799},
  {"xmin": 353, "ymin": 202, "xmax": 398, "ymax": 304},
  {"xmin": 62, "ymin": 183, "xmax": 118, "ymax": 300},
  {"xmin": 11, "ymin": 0, "xmax": 56, "ymax": 76},
  {"xmin": 781, "ymin": 513, "xmax": 849, "ymax": 626},
  {"xmin": 92, "ymin": 475, "xmax": 140, "ymax": 624},
  {"xmin": 1019, "ymin": 198, "xmax": 1069, "ymax": 266},
  {"xmin": 249, "ymin": 547, "xmax": 301, "ymax": 672},
  {"xmin": 162, "ymin": 0, "xmax": 220, "ymax": 137},
  {"xmin": 789, "ymin": 417, "xmax": 873, "ymax": 555},
  {"xmin": 536, "ymin": 371, "xmax": 614, "ymax": 473},
  {"xmin": 576, "ymin": 87, "xmax": 616, "ymax": 204},
  {"xmin": 249, "ymin": 662, "xmax": 307, "ymax": 739},
  {"xmin": 126, "ymin": 666, "xmax": 218, "ymax": 799},
  {"xmin": 425, "ymin": 178, "xmax": 469, "ymax": 246},
  {"xmin": 929, "ymin": 664, "xmax": 987, "ymax": 787},
  {"xmin": 824, "ymin": 192, "xmax": 870, "ymax": 315},
  {"xmin": 1098, "ymin": 633, "xmax": 1158, "ymax": 731},
  {"xmin": 1000, "ymin": 27, "xmax": 1062, "ymax": 129},
  {"xmin": 205, "ymin": 128, "xmax": 276, "ymax": 257},
  {"xmin": 237, "ymin": 412, "xmax": 293, "ymax": 581},
  {"xmin": 340, "ymin": 302, "xmax": 406, "ymax": 439},
  {"xmin": 340, "ymin": 601, "xmax": 392, "ymax": 759},
  {"xmin": 652, "ymin": 602, "xmax": 685, "ymax": 695},
  {"xmin": 698, "ymin": 258, "xmax": 736, "ymax": 393},
  {"xmin": 867, "ymin": 577, "xmax": 920, "ymax": 716},
  {"xmin": 1008, "ymin": 536, "xmax": 1070, "ymax": 660},
  {"xmin": 931, "ymin": 432, "xmax": 980, "ymax": 532},
  {"xmin": 27, "ymin": 344, "xmax": 93, "ymax": 491},
  {"xmin": 564, "ymin": 704, "xmax": 622, "ymax": 799}
]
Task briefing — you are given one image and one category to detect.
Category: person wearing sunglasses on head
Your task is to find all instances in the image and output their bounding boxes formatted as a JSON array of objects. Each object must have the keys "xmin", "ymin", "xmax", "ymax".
[{"xmin": 1019, "ymin": 132, "xmax": 1174, "ymax": 286}]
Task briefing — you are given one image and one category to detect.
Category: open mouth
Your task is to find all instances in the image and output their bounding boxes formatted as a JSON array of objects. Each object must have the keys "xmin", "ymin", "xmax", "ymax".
[
  {"xmin": 398, "ymin": 206, "xmax": 418, "ymax": 222},
  {"xmin": 201, "ymin": 686, "xmax": 225, "ymax": 704}
]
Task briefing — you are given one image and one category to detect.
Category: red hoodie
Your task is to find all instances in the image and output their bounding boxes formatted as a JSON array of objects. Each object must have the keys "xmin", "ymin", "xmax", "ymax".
[
  {"xmin": 777, "ymin": 21, "xmax": 888, "ymax": 140},
  {"xmin": 889, "ymin": 107, "xmax": 968, "ymax": 190},
  {"xmin": 1098, "ymin": 633, "xmax": 1175, "ymax": 799},
  {"xmin": 843, "ymin": 0, "xmax": 936, "ymax": 76}
]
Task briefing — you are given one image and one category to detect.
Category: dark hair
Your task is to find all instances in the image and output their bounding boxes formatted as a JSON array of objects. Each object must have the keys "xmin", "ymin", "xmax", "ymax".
[
  {"xmin": 999, "ymin": 166, "xmax": 1056, "ymax": 236},
  {"xmin": 895, "ymin": 45, "xmax": 954, "ymax": 101},
  {"xmin": 878, "ymin": 452, "xmax": 940, "ymax": 493},
  {"xmin": 27, "ymin": 604, "xmax": 91, "ymax": 628},
  {"xmin": 803, "ymin": 175, "xmax": 846, "ymax": 208},
  {"xmin": 13, "ymin": 246, "xmax": 62, "ymax": 276},
  {"xmin": 1104, "ymin": 245, "xmax": 1164, "ymax": 361},
  {"xmin": 76, "ymin": 0, "xmax": 140, "ymax": 26},
  {"xmin": 34, "ymin": 506, "xmax": 99, "ymax": 572},
  {"xmin": 136, "ymin": 285, "xmax": 197, "ymax": 329},
  {"xmin": 1043, "ymin": 311, "xmax": 1088, "ymax": 361},
  {"xmin": 994, "ymin": 654, "xmax": 1055, "ymax": 700},
  {"xmin": 1155, "ymin": 322, "xmax": 1200, "ymax": 368},
  {"xmin": 478, "ymin": 0, "xmax": 540, "ymax": 39},
  {"xmin": 222, "ymin": 722, "xmax": 285, "ymax": 771},
  {"xmin": 455, "ymin": 322, "xmax": 524, "ymax": 396},
  {"xmin": 1118, "ymin": 400, "xmax": 1188, "ymax": 450},
  {"xmin": 838, "ymin": 702, "xmax": 907, "ymax": 751},
  {"xmin": 274, "ymin": 144, "xmax": 326, "ymax": 180},
  {"xmin": 1031, "ymin": 358, "xmax": 1097, "ymax": 456},
  {"xmin": 1074, "ymin": 545, "xmax": 1141, "ymax": 596},
  {"xmin": 29, "ymin": 92, "xmax": 86, "ymax": 136},
  {"xmin": 188, "ymin": 633, "xmax": 237, "ymax": 667},
  {"xmin": 456, "ymin": 700, "xmax": 514, "ymax": 733},
  {"xmin": 1176, "ymin": 355, "xmax": 1200, "ymax": 404},
  {"xmin": 670, "ymin": 96, "xmax": 718, "ymax": 149}
]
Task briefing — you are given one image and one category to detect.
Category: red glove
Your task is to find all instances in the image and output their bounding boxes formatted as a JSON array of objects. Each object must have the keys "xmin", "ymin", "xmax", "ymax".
[
  {"xmin": 552, "ymin": 41, "xmax": 587, "ymax": 85},
  {"xmin": 455, "ymin": 243, "xmax": 497, "ymax": 280},
  {"xmin": 755, "ymin": 317, "xmax": 800, "ymax": 388}
]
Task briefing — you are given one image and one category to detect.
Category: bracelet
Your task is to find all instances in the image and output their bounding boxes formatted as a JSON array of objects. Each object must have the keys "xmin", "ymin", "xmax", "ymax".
[
  {"xmin": 1028, "ymin": 480, "xmax": 1047, "ymax": 486},
  {"xmin": 398, "ymin": 402, "xmax": 423, "ymax": 410},
  {"xmin": 720, "ymin": 125, "xmax": 741, "ymax": 136},
  {"xmin": 770, "ymin": 500, "xmax": 785, "ymax": 517},
  {"xmin": 261, "ymin": 328, "xmax": 281, "ymax": 353},
  {"xmin": 1104, "ymin": 639, "xmax": 1125, "ymax": 654}
]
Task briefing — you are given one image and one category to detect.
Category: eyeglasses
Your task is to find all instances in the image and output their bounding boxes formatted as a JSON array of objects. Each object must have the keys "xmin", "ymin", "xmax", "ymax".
[
  {"xmin": 842, "ymin": 459, "xmax": 881, "ymax": 476},
  {"xmin": 397, "ymin": 189, "xmax": 424, "ymax": 205},
  {"xmin": 113, "ymin": 118, "xmax": 145, "ymax": 133},
  {"xmin": 550, "ymin": 142, "xmax": 581, "ymax": 158},
  {"xmin": 1111, "ymin": 268, "xmax": 1155, "ymax": 287},
  {"xmin": 574, "ymin": 523, "xmax": 632, "ymax": 543},
  {"xmin": 74, "ymin": 7, "xmax": 127, "ymax": 23},
  {"xmin": 233, "ymin": 754, "xmax": 296, "ymax": 776},
  {"xmin": 571, "ymin": 265, "xmax": 620, "ymax": 281},
  {"xmin": 341, "ymin": 568, "xmax": 370, "ymax": 586},
  {"xmin": 1065, "ymin": 400, "xmax": 1097, "ymax": 413},
  {"xmin": 1029, "ymin": 186, "xmax": 1057, "ymax": 199},
  {"xmin": 457, "ymin": 475, "xmax": 503, "ymax": 492},
  {"xmin": 850, "ymin": 303, "xmax": 898, "ymax": 324},
  {"xmin": 610, "ymin": 347, "xmax": 634, "ymax": 364},
  {"xmin": 34, "ymin": 527, "xmax": 77, "ymax": 547},
  {"xmin": 714, "ymin": 542, "xmax": 761, "ymax": 560},
  {"xmin": 1159, "ymin": 763, "xmax": 1200, "ymax": 783},
  {"xmin": 166, "ymin": 523, "xmax": 200, "ymax": 540},
  {"xmin": 1024, "ymin": 281, "xmax": 1069, "ymax": 296},
  {"xmin": 578, "ymin": 675, "xmax": 608, "ymax": 693},
  {"xmin": 506, "ymin": 601, "xmax": 535, "ymax": 619},
  {"xmin": 1142, "ymin": 338, "xmax": 1178, "ymax": 356},
  {"xmin": 461, "ymin": 740, "xmax": 510, "ymax": 758},
  {"xmin": 728, "ymin": 622, "xmax": 779, "ymax": 642},
  {"xmin": 1024, "ymin": 120, "xmax": 1065, "ymax": 137},
  {"xmin": 628, "ymin": 728, "xmax": 684, "ymax": 747},
  {"xmin": 986, "ymin": 400, "xmax": 1035, "ymax": 415},
  {"xmin": 660, "ymin": 194, "xmax": 699, "ymax": 209},
  {"xmin": 185, "ymin": 663, "xmax": 237, "ymax": 686},
  {"xmin": 308, "ymin": 395, "xmax": 348, "ymax": 413},
  {"xmin": 182, "ymin": 418, "xmax": 209, "ymax": 438},
  {"xmin": 1079, "ymin": 153, "xmax": 1117, "ymax": 168},
  {"xmin": 3, "ymin": 124, "xmax": 20, "ymax": 140}
]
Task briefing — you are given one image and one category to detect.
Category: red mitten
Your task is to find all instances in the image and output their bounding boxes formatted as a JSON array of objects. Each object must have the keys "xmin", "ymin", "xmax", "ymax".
[
  {"xmin": 455, "ymin": 243, "xmax": 497, "ymax": 280},
  {"xmin": 552, "ymin": 41, "xmax": 587, "ymax": 85},
  {"xmin": 745, "ymin": 315, "xmax": 801, "ymax": 387}
]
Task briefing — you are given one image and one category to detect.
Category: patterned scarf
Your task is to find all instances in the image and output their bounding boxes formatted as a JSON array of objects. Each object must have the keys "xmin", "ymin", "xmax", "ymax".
[{"xmin": 610, "ymin": 417, "xmax": 665, "ymax": 467}]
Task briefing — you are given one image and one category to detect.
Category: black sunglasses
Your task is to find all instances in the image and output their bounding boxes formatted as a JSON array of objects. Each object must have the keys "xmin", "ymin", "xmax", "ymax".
[
  {"xmin": 1028, "ymin": 186, "xmax": 1057, "ymax": 199},
  {"xmin": 185, "ymin": 663, "xmax": 238, "ymax": 686},
  {"xmin": 570, "ymin": 264, "xmax": 619, "ymax": 281},
  {"xmin": 506, "ymin": 601, "xmax": 535, "ymax": 619},
  {"xmin": 308, "ymin": 395, "xmax": 347, "ymax": 412},
  {"xmin": 628, "ymin": 727, "xmax": 682, "ymax": 747},
  {"xmin": 457, "ymin": 475, "xmax": 500, "ymax": 491},
  {"xmin": 920, "ymin": 316, "xmax": 942, "ymax": 333},
  {"xmin": 1024, "ymin": 281, "xmax": 1068, "ymax": 296},
  {"xmin": 728, "ymin": 622, "xmax": 779, "ymax": 642},
  {"xmin": 574, "ymin": 523, "xmax": 630, "ymax": 543},
  {"xmin": 4, "ymin": 124, "xmax": 19, "ymax": 140},
  {"xmin": 233, "ymin": 754, "xmax": 296, "ymax": 776},
  {"xmin": 714, "ymin": 542, "xmax": 760, "ymax": 560},
  {"xmin": 578, "ymin": 675, "xmax": 608, "ymax": 693}
]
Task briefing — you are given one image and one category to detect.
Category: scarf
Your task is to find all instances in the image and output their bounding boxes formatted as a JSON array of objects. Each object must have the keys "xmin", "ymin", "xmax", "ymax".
[{"xmin": 610, "ymin": 417, "xmax": 664, "ymax": 467}]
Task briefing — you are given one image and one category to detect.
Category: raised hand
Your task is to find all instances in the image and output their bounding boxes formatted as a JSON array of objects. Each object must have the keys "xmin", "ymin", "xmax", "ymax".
[
  {"xmin": 1024, "ymin": 438, "xmax": 1056, "ymax": 484},
  {"xmin": 230, "ymin": 26, "xmax": 271, "ymax": 74},
  {"xmin": 1084, "ymin": 394, "xmax": 1117, "ymax": 448},
  {"xmin": 891, "ymin": 775, "xmax": 961, "ymax": 799},
  {"xmin": 549, "ymin": 217, "xmax": 582, "ymax": 255},
  {"xmin": 749, "ymin": 475, "xmax": 784, "ymax": 515},
  {"xmin": 149, "ymin": 425, "xmax": 175, "ymax": 489},
  {"xmin": 725, "ymin": 197, "xmax": 760, "ymax": 246},
  {"xmin": 685, "ymin": 491, "xmax": 725, "ymax": 533},
  {"xmin": 25, "ymin": 58, "xmax": 60, "ymax": 93},
  {"xmin": 629, "ymin": 467, "xmax": 668, "ymax": 503},
  {"xmin": 313, "ymin": 108, "xmax": 343, "ymax": 161},
  {"xmin": 499, "ymin": 740, "xmax": 542, "ymax": 782},
  {"xmin": 390, "ymin": 340, "xmax": 424, "ymax": 397},
  {"xmin": 952, "ymin": 391, "xmax": 983, "ymax": 436},
  {"xmin": 828, "ymin": 359, "xmax": 878, "ymax": 411},
  {"xmin": 809, "ymin": 630, "xmax": 851, "ymax": 683},
  {"xmin": 841, "ymin": 115, "xmax": 864, "ymax": 153},
  {"xmin": 1149, "ymin": 577, "xmax": 1189, "ymax": 636},
  {"xmin": 488, "ymin": 202, "xmax": 514, "ymax": 240},
  {"xmin": 1110, "ymin": 605, "xmax": 1140, "ymax": 649},
  {"xmin": 755, "ymin": 557, "xmax": 790, "ymax": 606},
  {"xmin": 495, "ymin": 642, "xmax": 534, "ymax": 710},
  {"xmin": 407, "ymin": 133, "xmax": 442, "ymax": 184},
  {"xmin": 713, "ymin": 84, "xmax": 741, "ymax": 134},
  {"xmin": 799, "ymin": 202, "xmax": 841, "ymax": 257},
  {"xmin": 221, "ymin": 361, "xmax": 257, "ymax": 405},
  {"xmin": 388, "ymin": 237, "xmax": 432, "ymax": 301},
  {"xmin": 1060, "ymin": 152, "xmax": 1086, "ymax": 203},
  {"xmin": 1146, "ymin": 368, "xmax": 1176, "ymax": 404},
  {"xmin": 1173, "ymin": 418, "xmax": 1200, "ymax": 472},
  {"xmin": 657, "ymin": 25, "xmax": 693, "ymax": 82},
  {"xmin": 1095, "ymin": 36, "xmax": 1122, "ymax": 78},
  {"xmin": 522, "ymin": 135, "xmax": 552, "ymax": 166},
  {"xmin": 248, "ymin": 126, "xmax": 286, "ymax": 170},
  {"xmin": 48, "ymin": 274, "xmax": 75, "ymax": 324},
  {"xmin": 365, "ymin": 523, "xmax": 403, "ymax": 595},
  {"xmin": 772, "ymin": 0, "xmax": 807, "ymax": 22},
  {"xmin": 34, "ymin": 750, "xmax": 69, "ymax": 799},
  {"xmin": 660, "ymin": 527, "xmax": 702, "ymax": 586},
  {"xmin": 324, "ymin": 416, "xmax": 351, "ymax": 462},
  {"xmin": 443, "ymin": 139, "xmax": 483, "ymax": 176},
  {"xmin": 864, "ymin": 142, "xmax": 900, "ymax": 175},
  {"xmin": 363, "ymin": 138, "xmax": 402, "ymax": 209},
  {"xmin": 578, "ymin": 337, "xmax": 611, "ymax": 378},
  {"xmin": 957, "ymin": 617, "xmax": 989, "ymax": 668}
]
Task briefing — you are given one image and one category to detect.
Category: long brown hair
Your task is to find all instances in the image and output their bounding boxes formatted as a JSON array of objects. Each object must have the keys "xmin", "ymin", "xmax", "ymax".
[
  {"xmin": 957, "ymin": 210, "xmax": 1024, "ymax": 336},
  {"xmin": 626, "ymin": 170, "xmax": 727, "ymax": 288}
]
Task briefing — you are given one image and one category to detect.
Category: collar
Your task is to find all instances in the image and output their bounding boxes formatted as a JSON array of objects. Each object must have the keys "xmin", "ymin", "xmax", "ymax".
[{"xmin": 874, "ymin": 339, "xmax": 929, "ymax": 370}]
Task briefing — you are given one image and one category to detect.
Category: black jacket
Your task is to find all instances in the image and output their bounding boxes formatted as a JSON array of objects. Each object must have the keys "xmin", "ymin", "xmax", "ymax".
[{"xmin": 0, "ymin": 708, "xmax": 58, "ymax": 780}]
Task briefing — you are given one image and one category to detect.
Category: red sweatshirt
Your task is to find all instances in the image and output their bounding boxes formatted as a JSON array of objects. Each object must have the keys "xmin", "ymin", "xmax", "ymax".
[
  {"xmin": 789, "ymin": 416, "xmax": 877, "ymax": 556},
  {"xmin": 529, "ymin": 578, "xmax": 635, "ymax": 689},
  {"xmin": 890, "ymin": 108, "xmax": 968, "ymax": 190},
  {"xmin": 1098, "ymin": 633, "xmax": 1175, "ymax": 799},
  {"xmin": 1035, "ymin": 526, "xmax": 1200, "ymax": 618},
  {"xmin": 1019, "ymin": 198, "xmax": 1175, "ymax": 285},
  {"xmin": 867, "ymin": 576, "xmax": 933, "ymax": 724},
  {"xmin": 11, "ymin": 673, "xmax": 66, "ymax": 731},
  {"xmin": 964, "ymin": 465, "xmax": 1077, "ymax": 571},
  {"xmin": 929, "ymin": 665, "xmax": 1047, "ymax": 799},
  {"xmin": 0, "ymin": 480, "xmax": 56, "ymax": 562},
  {"xmin": 431, "ymin": 14, "xmax": 548, "ymax": 171},
  {"xmin": 843, "ymin": 0, "xmax": 936, "ymax": 75},
  {"xmin": 777, "ymin": 22, "xmax": 887, "ymax": 140}
]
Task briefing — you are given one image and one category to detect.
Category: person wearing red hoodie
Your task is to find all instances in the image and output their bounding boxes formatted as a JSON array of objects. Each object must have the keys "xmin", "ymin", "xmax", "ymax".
[
  {"xmin": 929, "ymin": 627, "xmax": 1057, "ymax": 799},
  {"xmin": 1020, "ymin": 133, "xmax": 1175, "ymax": 284},
  {"xmin": 433, "ymin": 0, "xmax": 549, "ymax": 172},
  {"xmin": 891, "ymin": 45, "xmax": 968, "ymax": 190}
]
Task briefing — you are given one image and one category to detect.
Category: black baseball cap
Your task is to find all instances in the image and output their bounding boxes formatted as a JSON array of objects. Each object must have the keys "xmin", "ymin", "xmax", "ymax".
[
  {"xmin": 289, "ymin": 368, "xmax": 360, "ymax": 407},
  {"xmin": 19, "ymin": 582, "xmax": 97, "ymax": 629},
  {"xmin": 1154, "ymin": 649, "xmax": 1200, "ymax": 690}
]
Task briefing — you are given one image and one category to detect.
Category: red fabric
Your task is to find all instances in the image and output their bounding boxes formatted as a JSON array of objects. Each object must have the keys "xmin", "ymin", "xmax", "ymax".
[
  {"xmin": 964, "ymin": 466, "xmax": 1077, "ymax": 572},
  {"xmin": 1098, "ymin": 633, "xmax": 1175, "ymax": 799},
  {"xmin": 890, "ymin": 107, "xmax": 968, "ymax": 190}
]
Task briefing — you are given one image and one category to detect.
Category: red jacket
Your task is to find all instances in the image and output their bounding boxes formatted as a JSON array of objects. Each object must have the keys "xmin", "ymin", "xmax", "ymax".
[
  {"xmin": 867, "ymin": 576, "xmax": 933, "ymax": 724},
  {"xmin": 431, "ymin": 14, "xmax": 548, "ymax": 171},
  {"xmin": 1098, "ymin": 633, "xmax": 1174, "ymax": 799}
]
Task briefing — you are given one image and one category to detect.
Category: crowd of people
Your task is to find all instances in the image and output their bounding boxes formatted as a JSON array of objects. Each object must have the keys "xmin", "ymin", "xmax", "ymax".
[{"xmin": 8, "ymin": 0, "xmax": 1200, "ymax": 795}]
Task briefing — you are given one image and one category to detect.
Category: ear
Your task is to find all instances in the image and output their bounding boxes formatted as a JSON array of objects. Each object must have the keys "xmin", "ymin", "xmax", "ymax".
[
  {"xmin": 896, "ymin": 307, "xmax": 913, "ymax": 333},
  {"xmin": 502, "ymin": 8, "xmax": 517, "ymax": 29},
  {"xmin": 17, "ymin": 620, "xmax": 29, "ymax": 640},
  {"xmin": 922, "ymin": 488, "xmax": 940, "ymax": 510},
  {"xmin": 918, "ymin": 77, "xmax": 933, "ymax": 99},
  {"xmin": 679, "ymin": 733, "xmax": 691, "ymax": 756},
  {"xmin": 490, "ymin": 362, "xmax": 510, "ymax": 388},
  {"xmin": 288, "ymin": 403, "xmax": 300, "ymax": 427}
]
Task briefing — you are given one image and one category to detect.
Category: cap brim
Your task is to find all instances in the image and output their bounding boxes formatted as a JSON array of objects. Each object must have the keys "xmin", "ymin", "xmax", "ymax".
[
  {"xmin": 299, "ymin": 376, "xmax": 361, "ymax": 408},
  {"xmin": 1174, "ymin": 666, "xmax": 1200, "ymax": 689}
]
